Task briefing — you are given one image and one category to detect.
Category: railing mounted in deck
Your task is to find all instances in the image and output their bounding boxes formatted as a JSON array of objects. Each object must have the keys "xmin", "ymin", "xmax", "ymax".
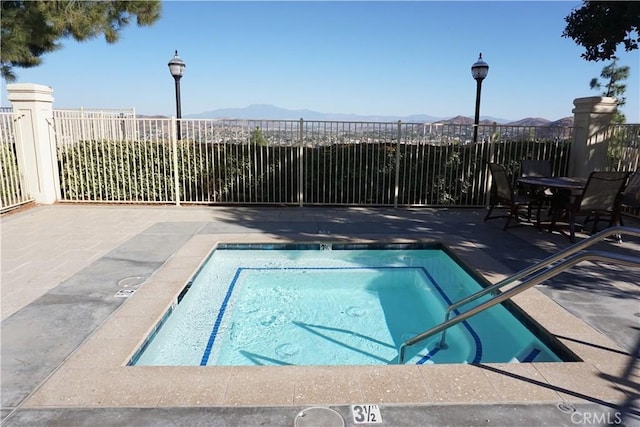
[
  {"xmin": 0, "ymin": 111, "xmax": 33, "ymax": 212},
  {"xmin": 2, "ymin": 103, "xmax": 638, "ymax": 210},
  {"xmin": 51, "ymin": 116, "xmax": 574, "ymax": 206}
]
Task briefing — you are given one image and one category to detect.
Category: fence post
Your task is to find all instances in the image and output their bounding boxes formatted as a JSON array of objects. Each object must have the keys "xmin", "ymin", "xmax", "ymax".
[
  {"xmin": 393, "ymin": 120, "xmax": 402, "ymax": 208},
  {"xmin": 569, "ymin": 96, "xmax": 617, "ymax": 178},
  {"xmin": 298, "ymin": 118, "xmax": 304, "ymax": 207},
  {"xmin": 483, "ymin": 122, "xmax": 499, "ymax": 206},
  {"xmin": 7, "ymin": 83, "xmax": 60, "ymax": 204},
  {"xmin": 488, "ymin": 122, "xmax": 498, "ymax": 164},
  {"xmin": 171, "ymin": 117, "xmax": 181, "ymax": 206}
]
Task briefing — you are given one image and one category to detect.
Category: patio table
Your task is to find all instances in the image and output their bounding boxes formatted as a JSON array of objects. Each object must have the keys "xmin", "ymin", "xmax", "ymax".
[
  {"xmin": 516, "ymin": 176, "xmax": 587, "ymax": 240},
  {"xmin": 517, "ymin": 176, "xmax": 586, "ymax": 191}
]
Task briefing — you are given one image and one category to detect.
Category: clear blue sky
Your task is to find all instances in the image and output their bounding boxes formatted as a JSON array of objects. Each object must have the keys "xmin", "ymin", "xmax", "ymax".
[{"xmin": 2, "ymin": 1, "xmax": 638, "ymax": 122}]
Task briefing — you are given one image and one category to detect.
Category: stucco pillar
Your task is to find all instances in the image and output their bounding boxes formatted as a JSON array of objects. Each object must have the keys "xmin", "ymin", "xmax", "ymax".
[
  {"xmin": 7, "ymin": 83, "xmax": 60, "ymax": 204},
  {"xmin": 569, "ymin": 96, "xmax": 618, "ymax": 178}
]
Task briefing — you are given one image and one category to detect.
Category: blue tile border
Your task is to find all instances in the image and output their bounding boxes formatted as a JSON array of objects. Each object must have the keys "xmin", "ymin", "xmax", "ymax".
[
  {"xmin": 522, "ymin": 348, "xmax": 542, "ymax": 363},
  {"xmin": 215, "ymin": 242, "xmax": 443, "ymax": 251},
  {"xmin": 417, "ymin": 267, "xmax": 483, "ymax": 364},
  {"xmin": 200, "ymin": 268, "xmax": 243, "ymax": 366}
]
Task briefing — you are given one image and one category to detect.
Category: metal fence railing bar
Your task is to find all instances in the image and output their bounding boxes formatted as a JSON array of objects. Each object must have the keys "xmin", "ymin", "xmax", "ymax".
[
  {"xmin": 3, "ymin": 109, "xmax": 638, "ymax": 217},
  {"xmin": 602, "ymin": 123, "xmax": 640, "ymax": 173},
  {"xmin": 600, "ymin": 123, "xmax": 640, "ymax": 217},
  {"xmin": 56, "ymin": 116, "xmax": 174, "ymax": 203},
  {"xmin": 54, "ymin": 109, "xmax": 138, "ymax": 144},
  {"xmin": 0, "ymin": 112, "xmax": 33, "ymax": 211},
  {"xmin": 52, "ymin": 116, "xmax": 577, "ymax": 207},
  {"xmin": 53, "ymin": 107, "xmax": 136, "ymax": 118}
]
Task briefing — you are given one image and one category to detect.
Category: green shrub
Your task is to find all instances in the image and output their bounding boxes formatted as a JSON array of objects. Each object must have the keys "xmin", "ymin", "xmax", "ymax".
[
  {"xmin": 56, "ymin": 138, "xmax": 571, "ymax": 205},
  {"xmin": 0, "ymin": 142, "xmax": 25, "ymax": 207}
]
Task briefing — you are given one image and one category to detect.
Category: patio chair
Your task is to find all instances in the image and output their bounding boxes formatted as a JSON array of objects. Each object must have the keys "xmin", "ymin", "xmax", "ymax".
[
  {"xmin": 615, "ymin": 171, "xmax": 640, "ymax": 226},
  {"xmin": 519, "ymin": 159, "xmax": 553, "ymax": 220},
  {"xmin": 556, "ymin": 171, "xmax": 630, "ymax": 242},
  {"xmin": 484, "ymin": 163, "xmax": 541, "ymax": 230}
]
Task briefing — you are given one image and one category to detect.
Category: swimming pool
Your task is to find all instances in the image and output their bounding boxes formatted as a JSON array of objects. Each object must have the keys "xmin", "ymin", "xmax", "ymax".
[{"xmin": 132, "ymin": 243, "xmax": 575, "ymax": 366}]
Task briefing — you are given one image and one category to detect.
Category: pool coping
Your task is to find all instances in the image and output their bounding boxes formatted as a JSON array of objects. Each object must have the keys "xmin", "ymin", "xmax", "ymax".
[{"xmin": 22, "ymin": 234, "xmax": 635, "ymax": 408}]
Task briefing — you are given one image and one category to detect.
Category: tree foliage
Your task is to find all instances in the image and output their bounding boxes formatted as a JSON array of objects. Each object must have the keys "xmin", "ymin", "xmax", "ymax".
[
  {"xmin": 590, "ymin": 59, "xmax": 629, "ymax": 124},
  {"xmin": 563, "ymin": 1, "xmax": 640, "ymax": 61},
  {"xmin": 1, "ymin": 1, "xmax": 161, "ymax": 81},
  {"xmin": 250, "ymin": 127, "xmax": 268, "ymax": 146}
]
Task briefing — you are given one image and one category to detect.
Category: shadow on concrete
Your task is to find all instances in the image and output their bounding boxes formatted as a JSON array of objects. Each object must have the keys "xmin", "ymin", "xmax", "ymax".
[
  {"xmin": 596, "ymin": 329, "xmax": 640, "ymax": 426},
  {"xmin": 475, "ymin": 363, "xmax": 640, "ymax": 420}
]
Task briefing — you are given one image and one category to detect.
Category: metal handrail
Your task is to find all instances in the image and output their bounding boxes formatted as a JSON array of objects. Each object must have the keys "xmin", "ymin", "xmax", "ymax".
[
  {"xmin": 437, "ymin": 225, "xmax": 640, "ymax": 348},
  {"xmin": 397, "ymin": 226, "xmax": 640, "ymax": 364}
]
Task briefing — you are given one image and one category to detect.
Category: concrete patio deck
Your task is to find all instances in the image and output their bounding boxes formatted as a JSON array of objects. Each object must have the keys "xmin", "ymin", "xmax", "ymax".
[{"xmin": 1, "ymin": 204, "xmax": 639, "ymax": 426}]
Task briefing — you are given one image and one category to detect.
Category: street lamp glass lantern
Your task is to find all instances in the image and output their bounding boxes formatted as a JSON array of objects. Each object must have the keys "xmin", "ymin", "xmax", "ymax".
[
  {"xmin": 168, "ymin": 50, "xmax": 186, "ymax": 79},
  {"xmin": 471, "ymin": 53, "xmax": 489, "ymax": 81}
]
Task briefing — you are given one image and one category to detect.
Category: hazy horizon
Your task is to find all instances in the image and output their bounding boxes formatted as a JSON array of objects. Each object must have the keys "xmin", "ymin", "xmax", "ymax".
[{"xmin": 179, "ymin": 103, "xmax": 572, "ymax": 124}]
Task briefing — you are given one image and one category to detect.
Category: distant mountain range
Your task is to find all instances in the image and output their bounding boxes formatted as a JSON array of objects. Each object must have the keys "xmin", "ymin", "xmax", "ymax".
[
  {"xmin": 436, "ymin": 115, "xmax": 574, "ymax": 127},
  {"xmin": 185, "ymin": 104, "xmax": 446, "ymax": 123},
  {"xmin": 173, "ymin": 104, "xmax": 573, "ymax": 126}
]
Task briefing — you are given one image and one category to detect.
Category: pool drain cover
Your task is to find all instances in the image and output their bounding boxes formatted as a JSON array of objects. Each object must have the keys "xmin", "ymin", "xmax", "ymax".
[
  {"xmin": 294, "ymin": 407, "xmax": 345, "ymax": 427},
  {"xmin": 557, "ymin": 402, "xmax": 576, "ymax": 413},
  {"xmin": 114, "ymin": 289, "xmax": 136, "ymax": 298}
]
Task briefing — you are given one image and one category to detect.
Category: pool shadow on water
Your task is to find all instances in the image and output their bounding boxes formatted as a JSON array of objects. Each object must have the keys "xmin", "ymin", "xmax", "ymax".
[
  {"xmin": 292, "ymin": 321, "xmax": 396, "ymax": 364},
  {"xmin": 286, "ymin": 263, "xmax": 448, "ymax": 365},
  {"xmin": 366, "ymin": 271, "xmax": 444, "ymax": 363},
  {"xmin": 235, "ymin": 318, "xmax": 427, "ymax": 366},
  {"xmin": 237, "ymin": 350, "xmax": 295, "ymax": 366},
  {"xmin": 287, "ymin": 264, "xmax": 442, "ymax": 365},
  {"xmin": 234, "ymin": 318, "xmax": 419, "ymax": 366}
]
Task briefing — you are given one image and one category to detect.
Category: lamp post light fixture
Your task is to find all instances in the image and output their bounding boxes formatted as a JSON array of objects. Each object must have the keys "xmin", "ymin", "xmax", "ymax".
[
  {"xmin": 471, "ymin": 53, "xmax": 489, "ymax": 143},
  {"xmin": 168, "ymin": 50, "xmax": 186, "ymax": 140}
]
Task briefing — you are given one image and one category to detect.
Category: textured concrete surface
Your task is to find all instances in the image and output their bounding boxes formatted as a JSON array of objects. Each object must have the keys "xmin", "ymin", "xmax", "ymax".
[
  {"xmin": 0, "ymin": 403, "xmax": 633, "ymax": 427},
  {"xmin": 2, "ymin": 205, "xmax": 639, "ymax": 426}
]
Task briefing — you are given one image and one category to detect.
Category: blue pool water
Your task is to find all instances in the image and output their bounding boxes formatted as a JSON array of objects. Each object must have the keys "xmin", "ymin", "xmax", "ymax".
[{"xmin": 132, "ymin": 244, "xmax": 570, "ymax": 366}]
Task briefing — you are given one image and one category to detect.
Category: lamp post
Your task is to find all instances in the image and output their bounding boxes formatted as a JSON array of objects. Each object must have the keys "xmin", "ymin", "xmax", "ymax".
[
  {"xmin": 168, "ymin": 50, "xmax": 186, "ymax": 140},
  {"xmin": 471, "ymin": 53, "xmax": 489, "ymax": 143}
]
